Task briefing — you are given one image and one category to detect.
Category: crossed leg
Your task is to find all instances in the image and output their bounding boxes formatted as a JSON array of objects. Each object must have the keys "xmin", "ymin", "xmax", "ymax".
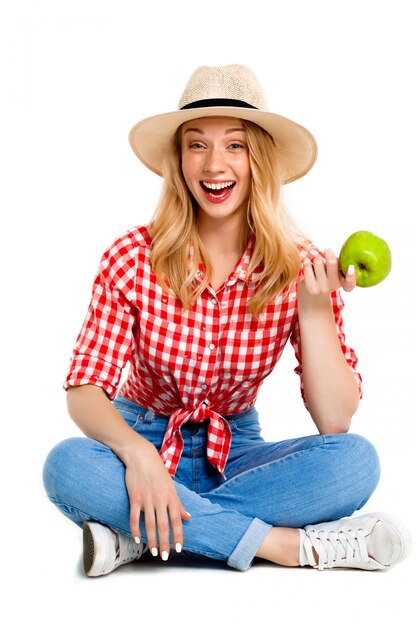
[{"xmin": 43, "ymin": 432, "xmax": 380, "ymax": 570}]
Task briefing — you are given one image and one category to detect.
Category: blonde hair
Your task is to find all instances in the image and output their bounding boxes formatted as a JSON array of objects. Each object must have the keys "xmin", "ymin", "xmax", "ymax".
[{"xmin": 149, "ymin": 119, "xmax": 306, "ymax": 317}]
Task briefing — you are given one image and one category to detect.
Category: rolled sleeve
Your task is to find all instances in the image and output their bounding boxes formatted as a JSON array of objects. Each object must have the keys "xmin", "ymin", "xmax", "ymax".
[{"xmin": 63, "ymin": 236, "xmax": 138, "ymax": 399}]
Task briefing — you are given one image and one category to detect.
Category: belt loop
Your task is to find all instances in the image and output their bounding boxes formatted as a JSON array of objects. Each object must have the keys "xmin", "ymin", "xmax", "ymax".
[{"xmin": 143, "ymin": 408, "xmax": 156, "ymax": 423}]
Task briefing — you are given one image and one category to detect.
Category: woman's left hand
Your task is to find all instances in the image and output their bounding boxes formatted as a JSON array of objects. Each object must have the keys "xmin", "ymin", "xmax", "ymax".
[{"xmin": 299, "ymin": 248, "xmax": 356, "ymax": 302}]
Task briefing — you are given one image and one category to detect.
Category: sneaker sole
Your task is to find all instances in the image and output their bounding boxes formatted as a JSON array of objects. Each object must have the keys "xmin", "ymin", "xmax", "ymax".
[
  {"xmin": 83, "ymin": 522, "xmax": 96, "ymax": 576},
  {"xmin": 83, "ymin": 521, "xmax": 114, "ymax": 576}
]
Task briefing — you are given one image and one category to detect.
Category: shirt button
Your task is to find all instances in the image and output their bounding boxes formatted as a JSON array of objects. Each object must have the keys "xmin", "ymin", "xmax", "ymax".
[
  {"xmin": 208, "ymin": 343, "xmax": 216, "ymax": 350},
  {"xmin": 197, "ymin": 271, "xmax": 202, "ymax": 277},
  {"xmin": 211, "ymin": 297, "xmax": 217, "ymax": 305},
  {"xmin": 201, "ymin": 384, "xmax": 208, "ymax": 390}
]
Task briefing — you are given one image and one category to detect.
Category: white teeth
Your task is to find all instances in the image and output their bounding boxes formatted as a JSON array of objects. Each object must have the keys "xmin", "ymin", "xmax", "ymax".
[{"xmin": 202, "ymin": 181, "xmax": 234, "ymax": 190}]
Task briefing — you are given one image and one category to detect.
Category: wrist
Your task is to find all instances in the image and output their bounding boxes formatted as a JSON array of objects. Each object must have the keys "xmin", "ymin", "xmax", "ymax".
[
  {"xmin": 117, "ymin": 433, "xmax": 157, "ymax": 466},
  {"xmin": 297, "ymin": 290, "xmax": 333, "ymax": 317}
]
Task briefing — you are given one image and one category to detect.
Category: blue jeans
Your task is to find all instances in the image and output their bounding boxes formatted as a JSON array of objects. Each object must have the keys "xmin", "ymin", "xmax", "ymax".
[{"xmin": 43, "ymin": 395, "xmax": 380, "ymax": 571}]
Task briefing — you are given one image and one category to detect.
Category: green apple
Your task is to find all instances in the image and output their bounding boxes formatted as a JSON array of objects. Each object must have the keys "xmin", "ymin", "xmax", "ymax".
[{"xmin": 339, "ymin": 230, "xmax": 392, "ymax": 287}]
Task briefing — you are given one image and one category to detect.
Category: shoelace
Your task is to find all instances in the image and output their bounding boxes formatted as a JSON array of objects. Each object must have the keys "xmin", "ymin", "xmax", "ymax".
[
  {"xmin": 115, "ymin": 534, "xmax": 147, "ymax": 565},
  {"xmin": 304, "ymin": 528, "xmax": 370, "ymax": 570}
]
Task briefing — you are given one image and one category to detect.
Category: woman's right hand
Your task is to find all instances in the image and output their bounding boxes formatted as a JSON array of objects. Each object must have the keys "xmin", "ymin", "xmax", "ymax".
[
  {"xmin": 66, "ymin": 385, "xmax": 191, "ymax": 559},
  {"xmin": 124, "ymin": 441, "xmax": 192, "ymax": 560}
]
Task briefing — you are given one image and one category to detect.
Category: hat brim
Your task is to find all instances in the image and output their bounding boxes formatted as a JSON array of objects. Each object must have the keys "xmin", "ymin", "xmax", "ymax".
[{"xmin": 128, "ymin": 107, "xmax": 317, "ymax": 184}]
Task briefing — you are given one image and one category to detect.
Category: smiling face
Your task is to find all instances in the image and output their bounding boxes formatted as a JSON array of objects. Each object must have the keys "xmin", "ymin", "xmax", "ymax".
[{"xmin": 180, "ymin": 117, "xmax": 251, "ymax": 228}]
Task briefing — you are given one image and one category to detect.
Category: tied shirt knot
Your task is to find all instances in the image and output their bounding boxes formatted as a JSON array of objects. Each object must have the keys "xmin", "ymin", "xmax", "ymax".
[{"xmin": 159, "ymin": 402, "xmax": 232, "ymax": 478}]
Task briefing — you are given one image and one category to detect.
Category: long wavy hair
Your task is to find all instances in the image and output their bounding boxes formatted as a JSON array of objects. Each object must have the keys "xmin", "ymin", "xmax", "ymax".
[{"xmin": 148, "ymin": 119, "xmax": 306, "ymax": 317}]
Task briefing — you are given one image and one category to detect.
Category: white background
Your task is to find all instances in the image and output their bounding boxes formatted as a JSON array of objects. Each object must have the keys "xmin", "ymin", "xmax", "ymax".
[{"xmin": 2, "ymin": 1, "xmax": 416, "ymax": 624}]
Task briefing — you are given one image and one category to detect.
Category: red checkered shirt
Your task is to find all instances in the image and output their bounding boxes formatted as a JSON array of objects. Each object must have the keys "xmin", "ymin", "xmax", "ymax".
[{"xmin": 64, "ymin": 224, "xmax": 362, "ymax": 478}]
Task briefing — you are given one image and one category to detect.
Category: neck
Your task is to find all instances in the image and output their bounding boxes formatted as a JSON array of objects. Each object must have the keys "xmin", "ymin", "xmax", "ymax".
[{"xmin": 197, "ymin": 213, "xmax": 248, "ymax": 257}]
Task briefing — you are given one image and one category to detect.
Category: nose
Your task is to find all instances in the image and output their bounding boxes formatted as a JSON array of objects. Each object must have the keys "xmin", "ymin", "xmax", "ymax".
[{"xmin": 203, "ymin": 146, "xmax": 227, "ymax": 174}]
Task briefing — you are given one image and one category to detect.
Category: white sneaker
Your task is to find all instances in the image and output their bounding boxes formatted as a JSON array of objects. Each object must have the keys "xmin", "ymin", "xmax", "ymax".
[
  {"xmin": 83, "ymin": 521, "xmax": 147, "ymax": 577},
  {"xmin": 301, "ymin": 512, "xmax": 412, "ymax": 571}
]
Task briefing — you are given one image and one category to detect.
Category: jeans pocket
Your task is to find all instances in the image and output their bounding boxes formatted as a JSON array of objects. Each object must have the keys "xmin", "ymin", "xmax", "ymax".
[
  {"xmin": 113, "ymin": 400, "xmax": 145, "ymax": 432},
  {"xmin": 229, "ymin": 414, "xmax": 262, "ymax": 437},
  {"xmin": 135, "ymin": 417, "xmax": 168, "ymax": 450}
]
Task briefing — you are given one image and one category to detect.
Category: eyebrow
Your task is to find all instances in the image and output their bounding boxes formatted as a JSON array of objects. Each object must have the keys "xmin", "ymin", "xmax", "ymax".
[{"xmin": 183, "ymin": 127, "xmax": 246, "ymax": 135}]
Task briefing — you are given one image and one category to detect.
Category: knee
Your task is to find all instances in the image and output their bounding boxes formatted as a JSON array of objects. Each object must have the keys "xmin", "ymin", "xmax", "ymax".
[
  {"xmin": 43, "ymin": 437, "xmax": 90, "ymax": 500},
  {"xmin": 330, "ymin": 432, "xmax": 381, "ymax": 501}
]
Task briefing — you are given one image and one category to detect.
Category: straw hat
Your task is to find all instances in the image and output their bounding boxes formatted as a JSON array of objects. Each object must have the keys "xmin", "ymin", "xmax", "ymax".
[{"xmin": 128, "ymin": 64, "xmax": 317, "ymax": 184}]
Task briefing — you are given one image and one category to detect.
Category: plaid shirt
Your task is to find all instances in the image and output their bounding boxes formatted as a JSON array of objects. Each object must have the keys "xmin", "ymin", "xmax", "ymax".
[{"xmin": 64, "ymin": 225, "xmax": 362, "ymax": 478}]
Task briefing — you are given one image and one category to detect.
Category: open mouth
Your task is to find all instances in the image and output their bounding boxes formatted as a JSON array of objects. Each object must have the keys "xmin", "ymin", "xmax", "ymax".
[{"xmin": 200, "ymin": 180, "xmax": 236, "ymax": 201}]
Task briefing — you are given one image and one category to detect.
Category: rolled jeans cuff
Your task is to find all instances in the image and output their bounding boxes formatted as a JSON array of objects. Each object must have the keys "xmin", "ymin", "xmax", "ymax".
[{"xmin": 227, "ymin": 517, "xmax": 273, "ymax": 571}]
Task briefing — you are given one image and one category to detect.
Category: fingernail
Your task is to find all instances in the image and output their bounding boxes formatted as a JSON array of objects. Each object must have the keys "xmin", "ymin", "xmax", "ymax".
[
  {"xmin": 347, "ymin": 264, "xmax": 355, "ymax": 275},
  {"xmin": 134, "ymin": 536, "xmax": 141, "ymax": 544},
  {"xmin": 161, "ymin": 550, "xmax": 169, "ymax": 561},
  {"xmin": 175, "ymin": 543, "xmax": 182, "ymax": 553},
  {"xmin": 186, "ymin": 511, "xmax": 192, "ymax": 517},
  {"xmin": 151, "ymin": 547, "xmax": 158, "ymax": 557}
]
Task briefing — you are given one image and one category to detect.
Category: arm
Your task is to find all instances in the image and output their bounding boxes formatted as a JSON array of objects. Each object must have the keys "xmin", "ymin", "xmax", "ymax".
[
  {"xmin": 67, "ymin": 384, "xmax": 191, "ymax": 558},
  {"xmin": 67, "ymin": 383, "xmax": 154, "ymax": 461},
  {"xmin": 297, "ymin": 249, "xmax": 360, "ymax": 433},
  {"xmin": 64, "ymin": 232, "xmax": 190, "ymax": 559}
]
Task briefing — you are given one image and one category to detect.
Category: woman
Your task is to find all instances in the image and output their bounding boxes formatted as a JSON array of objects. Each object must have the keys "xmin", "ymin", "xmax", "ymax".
[{"xmin": 43, "ymin": 64, "xmax": 411, "ymax": 576}]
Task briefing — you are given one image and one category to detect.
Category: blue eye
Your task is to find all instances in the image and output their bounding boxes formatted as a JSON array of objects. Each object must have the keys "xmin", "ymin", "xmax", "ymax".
[{"xmin": 229, "ymin": 143, "xmax": 244, "ymax": 150}]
